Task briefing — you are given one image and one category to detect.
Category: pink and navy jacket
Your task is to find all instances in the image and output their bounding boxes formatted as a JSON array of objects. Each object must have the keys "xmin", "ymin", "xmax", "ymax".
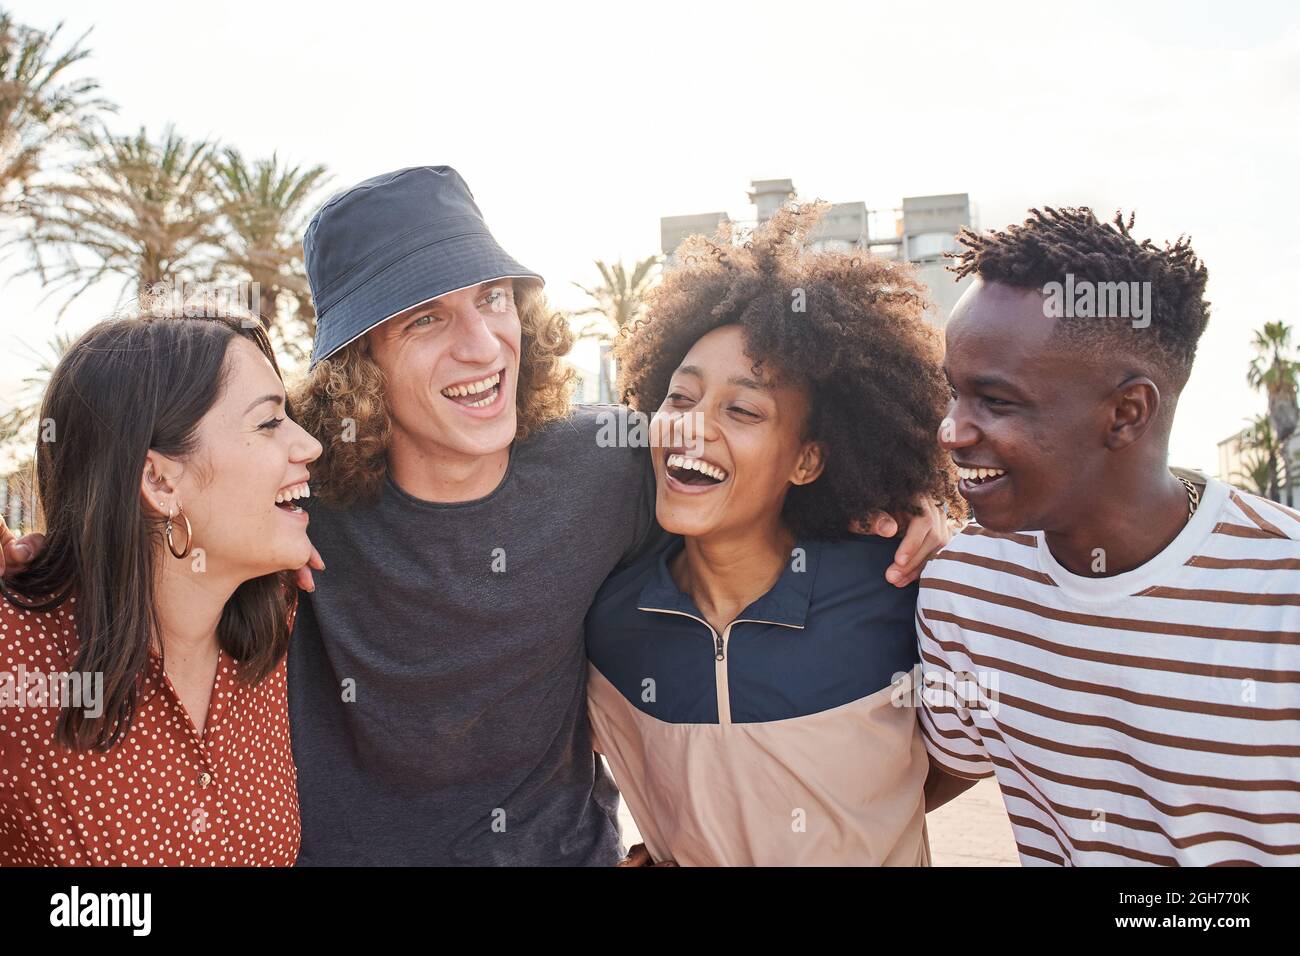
[{"xmin": 585, "ymin": 534, "xmax": 930, "ymax": 866}]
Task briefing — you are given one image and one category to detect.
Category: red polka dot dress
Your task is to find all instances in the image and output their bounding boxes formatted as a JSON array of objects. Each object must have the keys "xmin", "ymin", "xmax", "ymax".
[{"xmin": 0, "ymin": 594, "xmax": 300, "ymax": 866}]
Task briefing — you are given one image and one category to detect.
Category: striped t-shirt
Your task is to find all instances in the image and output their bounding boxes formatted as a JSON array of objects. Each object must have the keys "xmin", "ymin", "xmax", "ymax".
[{"xmin": 916, "ymin": 476, "xmax": 1300, "ymax": 866}]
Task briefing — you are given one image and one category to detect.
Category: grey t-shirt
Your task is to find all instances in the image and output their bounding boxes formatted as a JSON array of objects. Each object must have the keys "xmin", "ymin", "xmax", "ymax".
[{"xmin": 288, "ymin": 405, "xmax": 660, "ymax": 865}]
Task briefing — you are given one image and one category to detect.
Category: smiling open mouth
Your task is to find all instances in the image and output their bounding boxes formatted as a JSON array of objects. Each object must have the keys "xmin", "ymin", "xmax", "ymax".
[
  {"xmin": 956, "ymin": 466, "xmax": 1007, "ymax": 488},
  {"xmin": 275, "ymin": 481, "xmax": 310, "ymax": 514},
  {"xmin": 440, "ymin": 369, "xmax": 504, "ymax": 408},
  {"xmin": 666, "ymin": 451, "xmax": 729, "ymax": 486}
]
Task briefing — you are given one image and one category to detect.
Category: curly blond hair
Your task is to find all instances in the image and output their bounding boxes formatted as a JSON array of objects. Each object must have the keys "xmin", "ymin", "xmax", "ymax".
[{"xmin": 293, "ymin": 280, "xmax": 574, "ymax": 506}]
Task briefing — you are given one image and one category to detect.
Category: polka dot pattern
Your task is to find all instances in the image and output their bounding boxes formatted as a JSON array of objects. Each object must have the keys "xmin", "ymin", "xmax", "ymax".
[{"xmin": 0, "ymin": 595, "xmax": 300, "ymax": 866}]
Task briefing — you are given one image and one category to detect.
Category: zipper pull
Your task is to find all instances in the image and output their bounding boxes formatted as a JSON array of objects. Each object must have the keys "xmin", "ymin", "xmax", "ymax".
[{"xmin": 714, "ymin": 634, "xmax": 725, "ymax": 661}]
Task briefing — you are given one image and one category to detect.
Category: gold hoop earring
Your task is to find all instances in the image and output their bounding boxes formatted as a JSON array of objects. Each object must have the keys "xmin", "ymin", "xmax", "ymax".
[{"xmin": 165, "ymin": 506, "xmax": 193, "ymax": 559}]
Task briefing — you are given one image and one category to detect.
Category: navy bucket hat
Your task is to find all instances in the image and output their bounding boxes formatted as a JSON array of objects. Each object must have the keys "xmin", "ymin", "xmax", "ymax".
[{"xmin": 304, "ymin": 166, "xmax": 543, "ymax": 368}]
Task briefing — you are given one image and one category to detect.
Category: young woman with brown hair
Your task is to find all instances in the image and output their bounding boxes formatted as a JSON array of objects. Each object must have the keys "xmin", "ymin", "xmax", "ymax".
[{"xmin": 0, "ymin": 313, "xmax": 321, "ymax": 866}]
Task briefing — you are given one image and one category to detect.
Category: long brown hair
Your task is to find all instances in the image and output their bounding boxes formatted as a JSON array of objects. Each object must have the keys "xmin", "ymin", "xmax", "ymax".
[{"xmin": 2, "ymin": 314, "xmax": 295, "ymax": 751}]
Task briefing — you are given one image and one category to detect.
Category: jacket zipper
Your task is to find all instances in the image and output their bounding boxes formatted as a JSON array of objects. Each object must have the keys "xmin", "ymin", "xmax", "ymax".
[
  {"xmin": 637, "ymin": 606, "xmax": 731, "ymax": 725},
  {"xmin": 637, "ymin": 607, "xmax": 801, "ymax": 728}
]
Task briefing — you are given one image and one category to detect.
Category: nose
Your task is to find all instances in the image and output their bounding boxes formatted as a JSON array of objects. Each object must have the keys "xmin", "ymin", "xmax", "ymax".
[
  {"xmin": 657, "ymin": 408, "xmax": 695, "ymax": 452},
  {"xmin": 653, "ymin": 404, "xmax": 718, "ymax": 457},
  {"xmin": 939, "ymin": 399, "xmax": 978, "ymax": 451},
  {"xmin": 288, "ymin": 418, "xmax": 323, "ymax": 464},
  {"xmin": 449, "ymin": 304, "xmax": 502, "ymax": 367},
  {"xmin": 682, "ymin": 399, "xmax": 722, "ymax": 455}
]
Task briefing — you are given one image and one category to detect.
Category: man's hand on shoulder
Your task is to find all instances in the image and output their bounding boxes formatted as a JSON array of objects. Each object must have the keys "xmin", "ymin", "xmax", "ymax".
[
  {"xmin": 294, "ymin": 545, "xmax": 326, "ymax": 592},
  {"xmin": 853, "ymin": 497, "xmax": 956, "ymax": 588},
  {"xmin": 0, "ymin": 516, "xmax": 44, "ymax": 580}
]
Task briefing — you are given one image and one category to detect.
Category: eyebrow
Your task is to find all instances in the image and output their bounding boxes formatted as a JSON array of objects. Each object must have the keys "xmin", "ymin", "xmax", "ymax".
[
  {"xmin": 394, "ymin": 281, "xmax": 511, "ymax": 326},
  {"xmin": 245, "ymin": 393, "xmax": 285, "ymax": 414},
  {"xmin": 674, "ymin": 365, "xmax": 771, "ymax": 391},
  {"xmin": 969, "ymin": 374, "xmax": 1022, "ymax": 392}
]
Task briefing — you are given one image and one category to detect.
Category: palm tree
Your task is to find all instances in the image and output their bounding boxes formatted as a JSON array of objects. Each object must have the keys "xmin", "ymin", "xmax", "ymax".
[
  {"xmin": 0, "ymin": 329, "xmax": 76, "ymax": 455},
  {"xmin": 1247, "ymin": 320, "xmax": 1299, "ymax": 503},
  {"xmin": 212, "ymin": 147, "xmax": 329, "ymax": 363},
  {"xmin": 1237, "ymin": 414, "xmax": 1286, "ymax": 503},
  {"xmin": 572, "ymin": 255, "xmax": 660, "ymax": 401},
  {"xmin": 572, "ymin": 256, "xmax": 661, "ymax": 337},
  {"xmin": 1231, "ymin": 451, "xmax": 1277, "ymax": 499},
  {"xmin": 24, "ymin": 123, "xmax": 220, "ymax": 314},
  {"xmin": 0, "ymin": 11, "xmax": 112, "ymax": 221}
]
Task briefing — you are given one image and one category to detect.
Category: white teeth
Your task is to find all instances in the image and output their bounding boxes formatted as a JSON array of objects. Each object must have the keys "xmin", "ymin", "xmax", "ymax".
[
  {"xmin": 275, "ymin": 482, "xmax": 311, "ymax": 504},
  {"xmin": 442, "ymin": 371, "xmax": 501, "ymax": 398},
  {"xmin": 957, "ymin": 466, "xmax": 1005, "ymax": 482},
  {"xmin": 666, "ymin": 453, "xmax": 728, "ymax": 482}
]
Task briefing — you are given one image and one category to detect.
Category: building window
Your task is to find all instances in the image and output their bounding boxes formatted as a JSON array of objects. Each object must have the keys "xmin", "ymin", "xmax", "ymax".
[{"xmin": 908, "ymin": 231, "xmax": 958, "ymax": 260}]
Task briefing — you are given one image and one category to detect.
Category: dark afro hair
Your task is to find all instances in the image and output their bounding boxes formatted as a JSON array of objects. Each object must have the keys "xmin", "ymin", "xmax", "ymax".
[
  {"xmin": 616, "ymin": 202, "xmax": 962, "ymax": 540},
  {"xmin": 949, "ymin": 207, "xmax": 1210, "ymax": 390}
]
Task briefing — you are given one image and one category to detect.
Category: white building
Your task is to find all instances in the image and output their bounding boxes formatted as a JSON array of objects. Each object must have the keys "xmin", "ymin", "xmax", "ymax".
[
  {"xmin": 660, "ymin": 179, "xmax": 977, "ymax": 326},
  {"xmin": 1217, "ymin": 425, "xmax": 1300, "ymax": 504},
  {"xmin": 573, "ymin": 180, "xmax": 980, "ymax": 405}
]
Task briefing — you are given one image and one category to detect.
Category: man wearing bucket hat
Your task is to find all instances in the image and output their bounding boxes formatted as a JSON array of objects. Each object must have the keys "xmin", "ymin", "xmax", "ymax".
[{"xmin": 282, "ymin": 166, "xmax": 952, "ymax": 865}]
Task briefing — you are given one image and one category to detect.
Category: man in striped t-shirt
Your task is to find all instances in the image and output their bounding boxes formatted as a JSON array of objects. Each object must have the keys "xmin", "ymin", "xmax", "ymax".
[{"xmin": 918, "ymin": 208, "xmax": 1300, "ymax": 866}]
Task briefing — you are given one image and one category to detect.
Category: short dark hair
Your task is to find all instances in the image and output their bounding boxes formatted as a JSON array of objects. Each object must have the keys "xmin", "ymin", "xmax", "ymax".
[
  {"xmin": 617, "ymin": 202, "xmax": 961, "ymax": 540},
  {"xmin": 949, "ymin": 207, "xmax": 1210, "ymax": 390}
]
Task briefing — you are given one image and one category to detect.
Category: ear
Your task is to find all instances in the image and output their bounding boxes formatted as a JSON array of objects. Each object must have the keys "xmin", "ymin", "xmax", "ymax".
[
  {"xmin": 1105, "ymin": 375, "xmax": 1160, "ymax": 451},
  {"xmin": 790, "ymin": 441, "xmax": 827, "ymax": 487},
  {"xmin": 140, "ymin": 450, "xmax": 182, "ymax": 518}
]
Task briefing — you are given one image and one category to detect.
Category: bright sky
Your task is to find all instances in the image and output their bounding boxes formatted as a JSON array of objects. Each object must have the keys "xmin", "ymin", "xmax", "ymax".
[{"xmin": 2, "ymin": 0, "xmax": 1298, "ymax": 474}]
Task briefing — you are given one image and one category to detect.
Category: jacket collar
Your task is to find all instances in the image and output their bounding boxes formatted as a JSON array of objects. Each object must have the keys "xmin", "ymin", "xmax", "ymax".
[{"xmin": 637, "ymin": 536, "xmax": 820, "ymax": 629}]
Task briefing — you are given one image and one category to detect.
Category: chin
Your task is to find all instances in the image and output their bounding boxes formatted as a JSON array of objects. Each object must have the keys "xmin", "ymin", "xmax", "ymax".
[
  {"xmin": 657, "ymin": 516, "xmax": 695, "ymax": 537},
  {"xmin": 654, "ymin": 503, "xmax": 716, "ymax": 538},
  {"xmin": 260, "ymin": 534, "xmax": 312, "ymax": 575},
  {"xmin": 449, "ymin": 411, "xmax": 517, "ymax": 456},
  {"xmin": 969, "ymin": 506, "xmax": 1036, "ymax": 534},
  {"xmin": 969, "ymin": 509, "xmax": 1009, "ymax": 532}
]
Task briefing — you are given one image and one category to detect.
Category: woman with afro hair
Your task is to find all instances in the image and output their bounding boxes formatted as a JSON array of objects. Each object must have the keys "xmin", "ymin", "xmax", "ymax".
[{"xmin": 584, "ymin": 203, "xmax": 970, "ymax": 866}]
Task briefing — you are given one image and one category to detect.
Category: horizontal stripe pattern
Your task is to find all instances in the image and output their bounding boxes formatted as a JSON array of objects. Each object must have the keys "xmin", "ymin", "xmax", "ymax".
[{"xmin": 917, "ymin": 478, "xmax": 1300, "ymax": 866}]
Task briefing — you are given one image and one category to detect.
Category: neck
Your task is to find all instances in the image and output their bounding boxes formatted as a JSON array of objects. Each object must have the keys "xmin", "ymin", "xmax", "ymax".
[
  {"xmin": 1043, "ymin": 464, "xmax": 1192, "ymax": 577},
  {"xmin": 672, "ymin": 517, "xmax": 795, "ymax": 630},
  {"xmin": 154, "ymin": 556, "xmax": 235, "ymax": 663},
  {"xmin": 387, "ymin": 430, "xmax": 511, "ymax": 503}
]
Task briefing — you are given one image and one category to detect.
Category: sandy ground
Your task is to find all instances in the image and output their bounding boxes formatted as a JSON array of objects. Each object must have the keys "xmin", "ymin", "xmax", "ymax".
[
  {"xmin": 614, "ymin": 775, "xmax": 1020, "ymax": 866},
  {"xmin": 925, "ymin": 777, "xmax": 1020, "ymax": 866}
]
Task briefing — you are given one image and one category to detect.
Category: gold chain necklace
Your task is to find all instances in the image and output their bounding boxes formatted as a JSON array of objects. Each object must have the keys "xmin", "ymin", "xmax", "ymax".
[{"xmin": 1175, "ymin": 474, "xmax": 1201, "ymax": 519}]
